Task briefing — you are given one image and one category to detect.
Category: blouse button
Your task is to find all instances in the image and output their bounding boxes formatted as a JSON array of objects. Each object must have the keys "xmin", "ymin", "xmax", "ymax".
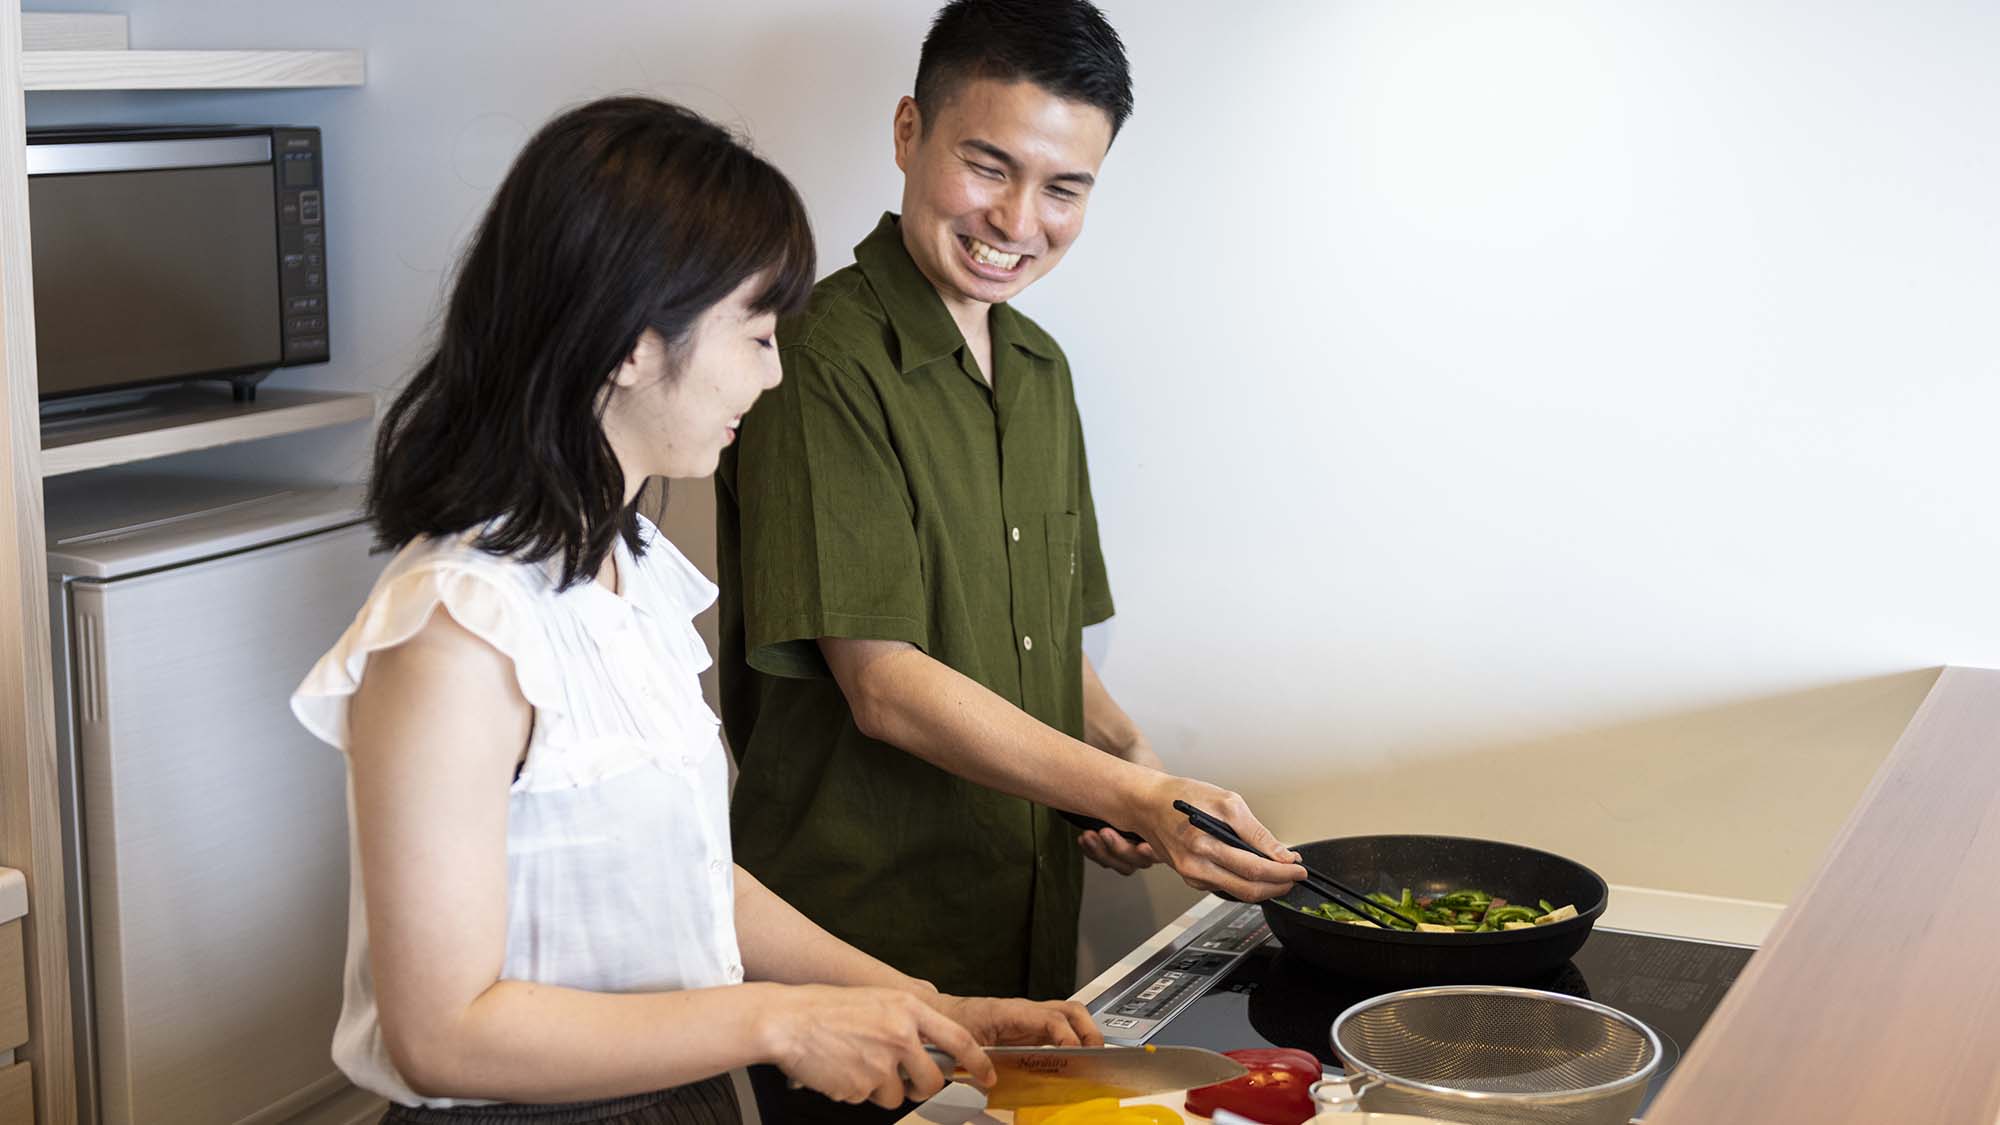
[{"xmin": 1022, "ymin": 635, "xmax": 1033, "ymax": 652}]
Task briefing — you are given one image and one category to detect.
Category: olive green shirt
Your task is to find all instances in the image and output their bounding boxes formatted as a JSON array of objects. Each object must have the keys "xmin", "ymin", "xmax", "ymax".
[{"xmin": 716, "ymin": 213, "xmax": 1115, "ymax": 1000}]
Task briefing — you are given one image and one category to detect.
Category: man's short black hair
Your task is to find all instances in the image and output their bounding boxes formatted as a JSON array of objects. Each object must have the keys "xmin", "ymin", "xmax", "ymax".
[{"xmin": 915, "ymin": 0, "xmax": 1134, "ymax": 139}]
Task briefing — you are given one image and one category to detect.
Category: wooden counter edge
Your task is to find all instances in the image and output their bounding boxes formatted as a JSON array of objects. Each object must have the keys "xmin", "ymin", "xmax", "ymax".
[{"xmin": 1645, "ymin": 665, "xmax": 2000, "ymax": 1124}]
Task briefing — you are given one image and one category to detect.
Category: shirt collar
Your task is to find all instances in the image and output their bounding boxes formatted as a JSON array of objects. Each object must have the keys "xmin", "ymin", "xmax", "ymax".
[
  {"xmin": 990, "ymin": 301, "xmax": 1056, "ymax": 362},
  {"xmin": 852, "ymin": 212, "xmax": 1055, "ymax": 373}
]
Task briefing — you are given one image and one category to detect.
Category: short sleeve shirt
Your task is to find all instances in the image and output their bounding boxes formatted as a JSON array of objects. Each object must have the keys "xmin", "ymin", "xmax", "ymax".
[
  {"xmin": 715, "ymin": 213, "xmax": 1114, "ymax": 1000},
  {"xmin": 292, "ymin": 519, "xmax": 741, "ymax": 1106}
]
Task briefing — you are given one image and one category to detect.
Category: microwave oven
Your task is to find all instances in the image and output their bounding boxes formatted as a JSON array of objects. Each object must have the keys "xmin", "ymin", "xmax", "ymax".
[{"xmin": 26, "ymin": 124, "xmax": 330, "ymax": 402}]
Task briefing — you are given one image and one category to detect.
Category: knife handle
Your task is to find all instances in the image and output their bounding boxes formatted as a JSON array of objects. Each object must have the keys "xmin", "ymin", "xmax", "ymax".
[
  {"xmin": 924, "ymin": 1045, "xmax": 967, "ymax": 1078},
  {"xmin": 785, "ymin": 1047, "xmax": 972, "ymax": 1094}
]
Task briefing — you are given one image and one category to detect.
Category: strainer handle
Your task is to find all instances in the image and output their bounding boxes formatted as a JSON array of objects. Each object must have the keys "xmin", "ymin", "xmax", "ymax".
[{"xmin": 1309, "ymin": 1076, "xmax": 1380, "ymax": 1114}]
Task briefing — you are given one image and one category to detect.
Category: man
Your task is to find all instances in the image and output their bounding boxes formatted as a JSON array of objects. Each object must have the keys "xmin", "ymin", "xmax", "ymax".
[{"xmin": 718, "ymin": 3, "xmax": 1302, "ymax": 1112}]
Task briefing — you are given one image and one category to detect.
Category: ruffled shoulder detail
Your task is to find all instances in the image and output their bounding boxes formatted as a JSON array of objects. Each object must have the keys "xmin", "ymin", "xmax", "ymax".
[
  {"xmin": 633, "ymin": 516, "xmax": 718, "ymax": 619},
  {"xmin": 292, "ymin": 551, "xmax": 566, "ymax": 752},
  {"xmin": 629, "ymin": 517, "xmax": 719, "ymax": 675}
]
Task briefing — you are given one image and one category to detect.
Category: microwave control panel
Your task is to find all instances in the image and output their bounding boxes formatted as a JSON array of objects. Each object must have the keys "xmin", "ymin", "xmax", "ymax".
[{"xmin": 274, "ymin": 128, "xmax": 329, "ymax": 364}]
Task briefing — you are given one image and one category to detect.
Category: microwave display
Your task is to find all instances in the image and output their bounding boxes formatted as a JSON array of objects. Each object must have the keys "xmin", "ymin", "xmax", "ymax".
[{"xmin": 27, "ymin": 126, "xmax": 328, "ymax": 401}]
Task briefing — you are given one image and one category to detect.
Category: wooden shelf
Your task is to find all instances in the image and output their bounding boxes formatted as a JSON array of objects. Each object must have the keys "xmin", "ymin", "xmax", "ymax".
[
  {"xmin": 22, "ymin": 49, "xmax": 365, "ymax": 92},
  {"xmin": 40, "ymin": 386, "xmax": 374, "ymax": 477}
]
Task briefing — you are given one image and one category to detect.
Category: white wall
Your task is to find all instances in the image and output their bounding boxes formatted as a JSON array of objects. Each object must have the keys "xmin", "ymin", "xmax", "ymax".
[{"xmin": 30, "ymin": 1, "xmax": 2000, "ymax": 976}]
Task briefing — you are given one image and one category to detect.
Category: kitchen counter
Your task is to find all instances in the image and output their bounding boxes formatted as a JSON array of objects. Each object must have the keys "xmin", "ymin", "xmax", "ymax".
[
  {"xmin": 1644, "ymin": 666, "xmax": 2000, "ymax": 1123},
  {"xmin": 904, "ymin": 666, "xmax": 2000, "ymax": 1124}
]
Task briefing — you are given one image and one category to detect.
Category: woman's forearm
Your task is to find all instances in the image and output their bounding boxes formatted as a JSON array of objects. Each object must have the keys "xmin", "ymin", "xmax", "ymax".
[{"xmin": 394, "ymin": 977, "xmax": 786, "ymax": 1103}]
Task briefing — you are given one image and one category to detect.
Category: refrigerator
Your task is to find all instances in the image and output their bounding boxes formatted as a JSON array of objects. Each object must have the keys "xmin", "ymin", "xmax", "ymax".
[{"xmin": 45, "ymin": 472, "xmax": 383, "ymax": 1125}]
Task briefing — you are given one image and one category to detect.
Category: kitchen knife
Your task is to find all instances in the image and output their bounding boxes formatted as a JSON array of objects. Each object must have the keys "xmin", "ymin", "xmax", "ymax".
[{"xmin": 924, "ymin": 1044, "xmax": 1248, "ymax": 1109}]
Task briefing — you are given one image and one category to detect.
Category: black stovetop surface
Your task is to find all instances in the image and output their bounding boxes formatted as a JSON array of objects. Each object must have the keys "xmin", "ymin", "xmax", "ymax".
[{"xmin": 1135, "ymin": 921, "xmax": 1753, "ymax": 1117}]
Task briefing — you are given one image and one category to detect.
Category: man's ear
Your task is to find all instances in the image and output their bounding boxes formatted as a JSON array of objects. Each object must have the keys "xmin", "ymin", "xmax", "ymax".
[{"xmin": 893, "ymin": 96, "xmax": 923, "ymax": 173}]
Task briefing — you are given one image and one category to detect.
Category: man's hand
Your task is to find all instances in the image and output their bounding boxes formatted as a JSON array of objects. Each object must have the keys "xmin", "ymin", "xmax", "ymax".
[
  {"xmin": 928, "ymin": 994, "xmax": 1103, "ymax": 1048},
  {"xmin": 1080, "ymin": 733, "xmax": 1165, "ymax": 874},
  {"xmin": 1123, "ymin": 776, "xmax": 1304, "ymax": 901},
  {"xmin": 1078, "ymin": 826, "xmax": 1159, "ymax": 875}
]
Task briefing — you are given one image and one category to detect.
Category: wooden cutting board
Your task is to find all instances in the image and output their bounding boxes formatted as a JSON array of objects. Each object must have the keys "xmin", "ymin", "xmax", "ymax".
[
  {"xmin": 901, "ymin": 1082, "xmax": 1202, "ymax": 1123},
  {"xmin": 900, "ymin": 1082, "xmax": 1455, "ymax": 1124}
]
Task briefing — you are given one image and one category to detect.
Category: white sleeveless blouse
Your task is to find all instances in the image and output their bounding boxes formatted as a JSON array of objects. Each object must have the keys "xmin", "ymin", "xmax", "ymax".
[{"xmin": 291, "ymin": 517, "xmax": 742, "ymax": 1107}]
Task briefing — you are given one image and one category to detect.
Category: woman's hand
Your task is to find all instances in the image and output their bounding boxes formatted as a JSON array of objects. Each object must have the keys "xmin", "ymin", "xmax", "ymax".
[
  {"xmin": 929, "ymin": 994, "xmax": 1104, "ymax": 1048},
  {"xmin": 759, "ymin": 984, "xmax": 996, "ymax": 1108}
]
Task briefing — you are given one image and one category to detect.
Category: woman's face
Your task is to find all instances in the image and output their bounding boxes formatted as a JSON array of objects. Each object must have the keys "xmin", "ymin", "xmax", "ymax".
[{"xmin": 601, "ymin": 272, "xmax": 782, "ymax": 487}]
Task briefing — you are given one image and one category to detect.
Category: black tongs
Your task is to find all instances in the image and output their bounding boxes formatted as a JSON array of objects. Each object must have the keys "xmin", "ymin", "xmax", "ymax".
[{"xmin": 1173, "ymin": 799, "xmax": 1423, "ymax": 930}]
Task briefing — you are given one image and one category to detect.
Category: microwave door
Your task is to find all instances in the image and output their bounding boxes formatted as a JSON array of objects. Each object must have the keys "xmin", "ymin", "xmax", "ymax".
[{"xmin": 27, "ymin": 134, "xmax": 283, "ymax": 399}]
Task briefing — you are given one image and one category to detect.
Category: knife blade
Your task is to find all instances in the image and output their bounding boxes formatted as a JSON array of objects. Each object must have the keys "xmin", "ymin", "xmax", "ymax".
[{"xmin": 924, "ymin": 1044, "xmax": 1248, "ymax": 1110}]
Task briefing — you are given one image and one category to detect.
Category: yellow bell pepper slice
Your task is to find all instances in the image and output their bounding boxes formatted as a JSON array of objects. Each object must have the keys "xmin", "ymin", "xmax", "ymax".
[{"xmin": 1013, "ymin": 1100, "xmax": 1182, "ymax": 1125}]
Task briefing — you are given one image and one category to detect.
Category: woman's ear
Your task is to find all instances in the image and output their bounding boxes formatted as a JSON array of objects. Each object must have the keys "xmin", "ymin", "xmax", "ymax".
[
  {"xmin": 610, "ymin": 329, "xmax": 665, "ymax": 388},
  {"xmin": 610, "ymin": 348, "xmax": 645, "ymax": 388}
]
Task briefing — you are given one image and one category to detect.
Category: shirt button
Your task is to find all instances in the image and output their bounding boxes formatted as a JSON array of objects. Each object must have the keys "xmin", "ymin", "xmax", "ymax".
[
  {"xmin": 1010, "ymin": 526, "xmax": 1021, "ymax": 542},
  {"xmin": 1022, "ymin": 635, "xmax": 1034, "ymax": 651},
  {"xmin": 681, "ymin": 755, "xmax": 694, "ymax": 769},
  {"xmin": 710, "ymin": 858, "xmax": 725, "ymax": 873}
]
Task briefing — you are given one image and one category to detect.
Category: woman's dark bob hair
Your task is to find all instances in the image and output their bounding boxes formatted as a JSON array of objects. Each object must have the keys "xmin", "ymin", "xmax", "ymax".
[{"xmin": 368, "ymin": 96, "xmax": 816, "ymax": 587}]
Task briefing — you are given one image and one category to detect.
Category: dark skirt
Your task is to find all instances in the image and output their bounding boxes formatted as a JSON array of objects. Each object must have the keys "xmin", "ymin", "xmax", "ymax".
[
  {"xmin": 379, "ymin": 1075, "xmax": 740, "ymax": 1125},
  {"xmin": 744, "ymin": 1064, "xmax": 909, "ymax": 1125}
]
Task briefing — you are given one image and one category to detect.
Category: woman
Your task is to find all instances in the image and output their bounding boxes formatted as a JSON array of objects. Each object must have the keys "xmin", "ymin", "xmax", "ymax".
[{"xmin": 292, "ymin": 96, "xmax": 1098, "ymax": 1125}]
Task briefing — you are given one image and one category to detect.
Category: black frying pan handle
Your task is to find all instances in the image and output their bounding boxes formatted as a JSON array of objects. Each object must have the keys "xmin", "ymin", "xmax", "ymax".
[{"xmin": 1058, "ymin": 809, "xmax": 1148, "ymax": 845}]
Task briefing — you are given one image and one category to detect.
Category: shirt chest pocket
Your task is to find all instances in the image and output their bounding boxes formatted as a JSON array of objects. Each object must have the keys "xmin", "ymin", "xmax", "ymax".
[{"xmin": 1045, "ymin": 511, "xmax": 1080, "ymax": 651}]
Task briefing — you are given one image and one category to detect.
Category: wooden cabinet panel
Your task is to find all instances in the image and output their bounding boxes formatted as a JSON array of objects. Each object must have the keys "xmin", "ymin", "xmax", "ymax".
[
  {"xmin": 0, "ymin": 1060, "xmax": 32, "ymax": 1124},
  {"xmin": 0, "ymin": 919, "xmax": 26, "ymax": 1049}
]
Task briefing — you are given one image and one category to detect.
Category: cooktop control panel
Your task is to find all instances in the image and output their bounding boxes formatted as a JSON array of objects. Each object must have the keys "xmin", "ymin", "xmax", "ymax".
[{"xmin": 1092, "ymin": 901, "xmax": 1269, "ymax": 1043}]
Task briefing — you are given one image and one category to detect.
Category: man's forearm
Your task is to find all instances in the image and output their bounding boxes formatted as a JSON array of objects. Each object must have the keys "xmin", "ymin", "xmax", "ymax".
[
  {"xmin": 822, "ymin": 638, "xmax": 1162, "ymax": 829},
  {"xmin": 1081, "ymin": 654, "xmax": 1154, "ymax": 764},
  {"xmin": 733, "ymin": 866, "xmax": 937, "ymax": 998}
]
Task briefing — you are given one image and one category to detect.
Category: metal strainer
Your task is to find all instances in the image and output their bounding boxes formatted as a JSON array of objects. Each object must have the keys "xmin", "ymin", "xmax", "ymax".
[{"xmin": 1312, "ymin": 986, "xmax": 1661, "ymax": 1125}]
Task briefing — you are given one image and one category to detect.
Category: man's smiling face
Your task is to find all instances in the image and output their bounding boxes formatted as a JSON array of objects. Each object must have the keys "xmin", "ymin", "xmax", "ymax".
[{"xmin": 894, "ymin": 77, "xmax": 1115, "ymax": 311}]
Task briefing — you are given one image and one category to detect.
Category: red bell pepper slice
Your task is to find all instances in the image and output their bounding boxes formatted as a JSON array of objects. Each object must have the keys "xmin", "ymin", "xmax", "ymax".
[{"xmin": 1184, "ymin": 1047, "xmax": 1321, "ymax": 1124}]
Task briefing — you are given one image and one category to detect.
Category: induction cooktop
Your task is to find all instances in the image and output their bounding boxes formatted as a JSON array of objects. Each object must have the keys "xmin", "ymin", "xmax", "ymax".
[{"xmin": 1085, "ymin": 900, "xmax": 1754, "ymax": 1117}]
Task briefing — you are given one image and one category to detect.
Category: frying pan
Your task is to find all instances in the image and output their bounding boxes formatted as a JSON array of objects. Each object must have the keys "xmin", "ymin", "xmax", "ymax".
[{"xmin": 1258, "ymin": 835, "xmax": 1608, "ymax": 986}]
